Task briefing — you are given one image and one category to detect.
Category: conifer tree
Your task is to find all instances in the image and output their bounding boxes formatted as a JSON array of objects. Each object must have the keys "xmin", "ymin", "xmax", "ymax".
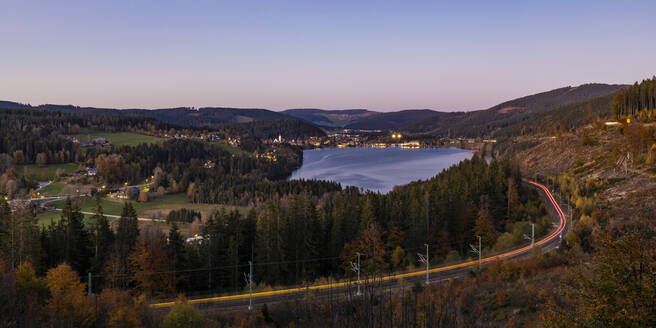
[
  {"xmin": 59, "ymin": 198, "xmax": 92, "ymax": 276},
  {"xmin": 1, "ymin": 204, "xmax": 41, "ymax": 269},
  {"xmin": 91, "ymin": 193, "xmax": 113, "ymax": 275},
  {"xmin": 107, "ymin": 202, "xmax": 139, "ymax": 288},
  {"xmin": 168, "ymin": 223, "xmax": 186, "ymax": 275}
]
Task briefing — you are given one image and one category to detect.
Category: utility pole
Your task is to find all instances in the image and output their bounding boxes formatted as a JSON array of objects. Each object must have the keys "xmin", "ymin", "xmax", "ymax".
[
  {"xmin": 478, "ymin": 236, "xmax": 481, "ymax": 266},
  {"xmin": 524, "ymin": 223, "xmax": 535, "ymax": 247},
  {"xmin": 470, "ymin": 236, "xmax": 481, "ymax": 268},
  {"xmin": 417, "ymin": 244, "xmax": 429, "ymax": 285},
  {"xmin": 561, "ymin": 202, "xmax": 572, "ymax": 222},
  {"xmin": 350, "ymin": 252, "xmax": 361, "ymax": 296},
  {"xmin": 243, "ymin": 261, "xmax": 253, "ymax": 310}
]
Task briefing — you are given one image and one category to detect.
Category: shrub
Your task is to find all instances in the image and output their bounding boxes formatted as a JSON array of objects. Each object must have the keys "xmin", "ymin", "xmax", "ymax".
[{"xmin": 161, "ymin": 296, "xmax": 203, "ymax": 328}]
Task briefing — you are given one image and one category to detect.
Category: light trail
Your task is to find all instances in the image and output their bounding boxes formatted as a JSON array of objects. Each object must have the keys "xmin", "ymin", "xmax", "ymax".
[{"xmin": 152, "ymin": 180, "xmax": 566, "ymax": 308}]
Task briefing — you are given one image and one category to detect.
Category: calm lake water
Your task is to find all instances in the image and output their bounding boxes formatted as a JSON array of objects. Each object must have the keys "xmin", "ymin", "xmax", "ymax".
[{"xmin": 290, "ymin": 147, "xmax": 473, "ymax": 193}]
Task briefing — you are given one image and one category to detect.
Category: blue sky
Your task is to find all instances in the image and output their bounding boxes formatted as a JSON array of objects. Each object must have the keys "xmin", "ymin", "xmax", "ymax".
[{"xmin": 1, "ymin": 1, "xmax": 655, "ymax": 111}]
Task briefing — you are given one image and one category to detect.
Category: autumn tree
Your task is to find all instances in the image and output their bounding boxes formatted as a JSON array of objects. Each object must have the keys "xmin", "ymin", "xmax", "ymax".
[
  {"xmin": 342, "ymin": 223, "xmax": 388, "ymax": 275},
  {"xmin": 138, "ymin": 190, "xmax": 149, "ymax": 203},
  {"xmin": 473, "ymin": 209, "xmax": 499, "ymax": 248},
  {"xmin": 0, "ymin": 153, "xmax": 14, "ymax": 173},
  {"xmin": 153, "ymin": 166, "xmax": 167, "ymax": 189},
  {"xmin": 98, "ymin": 288, "xmax": 142, "ymax": 328},
  {"xmin": 95, "ymin": 154, "xmax": 130, "ymax": 184},
  {"xmin": 507, "ymin": 177, "xmax": 520, "ymax": 223},
  {"xmin": 35, "ymin": 152, "xmax": 47, "ymax": 167},
  {"xmin": 13, "ymin": 261, "xmax": 46, "ymax": 326},
  {"xmin": 130, "ymin": 224, "xmax": 176, "ymax": 298},
  {"xmin": 43, "ymin": 263, "xmax": 95, "ymax": 327},
  {"xmin": 12, "ymin": 150, "xmax": 25, "ymax": 165}
]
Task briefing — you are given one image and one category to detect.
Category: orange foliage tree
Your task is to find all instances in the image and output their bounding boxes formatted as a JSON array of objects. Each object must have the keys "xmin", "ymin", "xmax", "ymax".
[
  {"xmin": 99, "ymin": 288, "xmax": 142, "ymax": 328},
  {"xmin": 43, "ymin": 263, "xmax": 95, "ymax": 327},
  {"xmin": 130, "ymin": 225, "xmax": 176, "ymax": 298},
  {"xmin": 341, "ymin": 223, "xmax": 389, "ymax": 275}
]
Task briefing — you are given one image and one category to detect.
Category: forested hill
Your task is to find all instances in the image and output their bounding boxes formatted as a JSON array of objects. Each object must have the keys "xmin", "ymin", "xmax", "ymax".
[
  {"xmin": 125, "ymin": 107, "xmax": 286, "ymax": 126},
  {"xmin": 401, "ymin": 83, "xmax": 628, "ymax": 138},
  {"xmin": 1, "ymin": 82, "xmax": 627, "ymax": 138},
  {"xmin": 281, "ymin": 108, "xmax": 379, "ymax": 128},
  {"xmin": 487, "ymin": 83, "xmax": 625, "ymax": 114},
  {"xmin": 344, "ymin": 109, "xmax": 440, "ymax": 130},
  {"xmin": 282, "ymin": 108, "xmax": 443, "ymax": 130},
  {"xmin": 0, "ymin": 101, "xmax": 287, "ymax": 125},
  {"xmin": 0, "ymin": 101, "xmax": 326, "ymax": 138}
]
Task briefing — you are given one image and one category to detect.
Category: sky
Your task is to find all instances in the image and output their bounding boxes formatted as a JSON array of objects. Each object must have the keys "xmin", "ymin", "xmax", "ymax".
[{"xmin": 1, "ymin": 1, "xmax": 655, "ymax": 111}]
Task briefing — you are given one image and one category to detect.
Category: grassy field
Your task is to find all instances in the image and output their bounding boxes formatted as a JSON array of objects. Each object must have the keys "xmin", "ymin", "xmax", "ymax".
[
  {"xmin": 34, "ymin": 193, "xmax": 244, "ymax": 237},
  {"xmin": 18, "ymin": 163, "xmax": 79, "ymax": 180},
  {"xmin": 34, "ymin": 193, "xmax": 244, "ymax": 225},
  {"xmin": 73, "ymin": 130, "xmax": 163, "ymax": 147},
  {"xmin": 36, "ymin": 211, "xmax": 95, "ymax": 226},
  {"xmin": 38, "ymin": 182, "xmax": 64, "ymax": 196},
  {"xmin": 215, "ymin": 142, "xmax": 242, "ymax": 155}
]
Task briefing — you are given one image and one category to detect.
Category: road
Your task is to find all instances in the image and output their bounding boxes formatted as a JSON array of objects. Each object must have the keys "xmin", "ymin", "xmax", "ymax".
[
  {"xmin": 151, "ymin": 180, "xmax": 568, "ymax": 311},
  {"xmin": 55, "ymin": 208, "xmax": 165, "ymax": 223}
]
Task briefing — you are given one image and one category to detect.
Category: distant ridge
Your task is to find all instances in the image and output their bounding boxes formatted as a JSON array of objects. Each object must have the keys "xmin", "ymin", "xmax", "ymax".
[
  {"xmin": 344, "ymin": 109, "xmax": 440, "ymax": 130},
  {"xmin": 0, "ymin": 101, "xmax": 326, "ymax": 139},
  {"xmin": 400, "ymin": 83, "xmax": 629, "ymax": 137},
  {"xmin": 0, "ymin": 101, "xmax": 289, "ymax": 125},
  {"xmin": 281, "ymin": 108, "xmax": 379, "ymax": 128},
  {"xmin": 0, "ymin": 82, "xmax": 630, "ymax": 137},
  {"xmin": 282, "ymin": 108, "xmax": 444, "ymax": 130}
]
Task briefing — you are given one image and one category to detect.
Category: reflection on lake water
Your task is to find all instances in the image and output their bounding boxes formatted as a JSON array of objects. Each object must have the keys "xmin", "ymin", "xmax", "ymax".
[{"xmin": 290, "ymin": 147, "xmax": 473, "ymax": 193}]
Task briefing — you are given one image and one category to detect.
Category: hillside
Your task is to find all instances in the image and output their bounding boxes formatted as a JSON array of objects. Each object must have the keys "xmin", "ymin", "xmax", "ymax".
[
  {"xmin": 514, "ymin": 124, "xmax": 656, "ymax": 243},
  {"xmin": 281, "ymin": 108, "xmax": 378, "ymax": 128},
  {"xmin": 344, "ymin": 109, "xmax": 440, "ymax": 130},
  {"xmin": 125, "ymin": 107, "xmax": 287, "ymax": 126},
  {"xmin": 0, "ymin": 82, "xmax": 627, "ymax": 138},
  {"xmin": 402, "ymin": 83, "xmax": 627, "ymax": 138},
  {"xmin": 0, "ymin": 101, "xmax": 326, "ymax": 138},
  {"xmin": 0, "ymin": 101, "xmax": 289, "ymax": 125},
  {"xmin": 492, "ymin": 93, "xmax": 616, "ymax": 139},
  {"xmin": 282, "ymin": 108, "xmax": 446, "ymax": 130}
]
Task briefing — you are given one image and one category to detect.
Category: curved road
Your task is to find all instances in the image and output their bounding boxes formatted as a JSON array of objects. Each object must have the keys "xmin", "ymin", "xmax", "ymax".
[{"xmin": 152, "ymin": 180, "xmax": 567, "ymax": 310}]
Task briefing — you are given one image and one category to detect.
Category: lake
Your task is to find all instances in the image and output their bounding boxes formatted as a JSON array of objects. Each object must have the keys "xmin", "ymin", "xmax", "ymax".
[{"xmin": 290, "ymin": 147, "xmax": 473, "ymax": 193}]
